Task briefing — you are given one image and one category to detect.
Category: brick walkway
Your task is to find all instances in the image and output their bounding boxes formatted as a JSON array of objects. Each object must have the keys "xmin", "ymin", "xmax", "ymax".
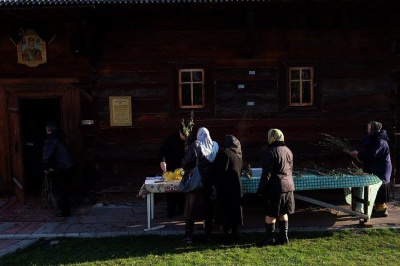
[{"xmin": 1, "ymin": 192, "xmax": 399, "ymax": 258}]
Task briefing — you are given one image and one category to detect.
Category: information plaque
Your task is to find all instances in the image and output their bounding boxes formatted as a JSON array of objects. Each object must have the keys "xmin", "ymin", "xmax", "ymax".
[{"xmin": 109, "ymin": 96, "xmax": 132, "ymax": 126}]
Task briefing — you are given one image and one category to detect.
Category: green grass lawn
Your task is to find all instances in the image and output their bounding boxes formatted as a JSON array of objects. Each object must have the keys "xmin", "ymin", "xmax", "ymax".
[{"xmin": 3, "ymin": 229, "xmax": 400, "ymax": 266}]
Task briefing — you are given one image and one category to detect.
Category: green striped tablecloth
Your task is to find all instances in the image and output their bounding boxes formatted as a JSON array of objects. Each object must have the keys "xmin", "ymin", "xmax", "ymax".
[{"xmin": 241, "ymin": 169, "xmax": 382, "ymax": 217}]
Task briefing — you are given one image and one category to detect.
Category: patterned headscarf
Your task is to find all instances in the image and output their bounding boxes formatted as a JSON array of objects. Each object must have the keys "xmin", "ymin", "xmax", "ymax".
[
  {"xmin": 222, "ymin": 135, "xmax": 242, "ymax": 159},
  {"xmin": 268, "ymin": 128, "xmax": 284, "ymax": 144},
  {"xmin": 196, "ymin": 127, "xmax": 219, "ymax": 162},
  {"xmin": 369, "ymin": 121, "xmax": 382, "ymax": 133}
]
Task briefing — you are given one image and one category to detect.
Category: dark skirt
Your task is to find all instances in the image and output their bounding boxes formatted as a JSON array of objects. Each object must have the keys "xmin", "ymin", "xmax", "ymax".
[
  {"xmin": 264, "ymin": 191, "xmax": 295, "ymax": 217},
  {"xmin": 375, "ymin": 183, "xmax": 390, "ymax": 204},
  {"xmin": 184, "ymin": 191, "xmax": 204, "ymax": 221}
]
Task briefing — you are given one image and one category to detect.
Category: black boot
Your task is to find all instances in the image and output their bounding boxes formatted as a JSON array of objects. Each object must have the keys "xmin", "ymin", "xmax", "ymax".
[
  {"xmin": 261, "ymin": 223, "xmax": 275, "ymax": 245},
  {"xmin": 221, "ymin": 225, "xmax": 231, "ymax": 244},
  {"xmin": 182, "ymin": 220, "xmax": 194, "ymax": 244},
  {"xmin": 231, "ymin": 225, "xmax": 239, "ymax": 243},
  {"xmin": 204, "ymin": 219, "xmax": 213, "ymax": 241},
  {"xmin": 279, "ymin": 220, "xmax": 289, "ymax": 245}
]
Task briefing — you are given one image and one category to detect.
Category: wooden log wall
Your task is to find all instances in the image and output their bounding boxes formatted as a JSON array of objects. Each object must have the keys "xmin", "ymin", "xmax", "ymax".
[
  {"xmin": 90, "ymin": 3, "xmax": 397, "ymax": 187},
  {"xmin": 0, "ymin": 2, "xmax": 399, "ymax": 192}
]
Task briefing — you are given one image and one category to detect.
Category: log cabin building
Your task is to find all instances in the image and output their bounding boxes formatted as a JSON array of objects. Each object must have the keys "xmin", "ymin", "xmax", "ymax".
[{"xmin": 0, "ymin": 0, "xmax": 399, "ymax": 203}]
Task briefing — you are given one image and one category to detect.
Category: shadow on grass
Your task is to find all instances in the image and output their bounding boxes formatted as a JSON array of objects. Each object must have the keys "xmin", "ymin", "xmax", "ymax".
[{"xmin": 1, "ymin": 231, "xmax": 341, "ymax": 265}]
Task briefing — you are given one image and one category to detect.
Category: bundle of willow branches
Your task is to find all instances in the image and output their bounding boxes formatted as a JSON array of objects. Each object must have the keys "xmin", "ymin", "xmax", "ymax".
[
  {"xmin": 181, "ymin": 110, "xmax": 195, "ymax": 152},
  {"xmin": 296, "ymin": 162, "xmax": 367, "ymax": 177},
  {"xmin": 316, "ymin": 133, "xmax": 355, "ymax": 157},
  {"xmin": 41, "ymin": 173, "xmax": 57, "ymax": 209},
  {"xmin": 336, "ymin": 161, "xmax": 366, "ymax": 176}
]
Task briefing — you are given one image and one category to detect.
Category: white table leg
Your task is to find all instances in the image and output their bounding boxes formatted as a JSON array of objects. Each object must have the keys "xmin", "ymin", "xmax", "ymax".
[
  {"xmin": 146, "ymin": 193, "xmax": 151, "ymax": 230},
  {"xmin": 151, "ymin": 192, "xmax": 154, "ymax": 219},
  {"xmin": 144, "ymin": 192, "xmax": 166, "ymax": 232}
]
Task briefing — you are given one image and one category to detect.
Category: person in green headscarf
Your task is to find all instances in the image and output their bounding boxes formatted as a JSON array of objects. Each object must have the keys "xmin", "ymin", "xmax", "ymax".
[
  {"xmin": 351, "ymin": 121, "xmax": 392, "ymax": 217},
  {"xmin": 257, "ymin": 128, "xmax": 295, "ymax": 245}
]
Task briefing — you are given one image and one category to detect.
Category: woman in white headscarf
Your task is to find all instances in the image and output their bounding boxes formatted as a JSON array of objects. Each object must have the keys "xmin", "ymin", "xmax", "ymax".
[{"xmin": 181, "ymin": 127, "xmax": 219, "ymax": 243}]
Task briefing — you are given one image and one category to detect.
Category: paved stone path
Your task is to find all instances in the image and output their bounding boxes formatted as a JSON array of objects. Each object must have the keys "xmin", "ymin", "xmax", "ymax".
[{"xmin": 1, "ymin": 193, "xmax": 399, "ymax": 258}]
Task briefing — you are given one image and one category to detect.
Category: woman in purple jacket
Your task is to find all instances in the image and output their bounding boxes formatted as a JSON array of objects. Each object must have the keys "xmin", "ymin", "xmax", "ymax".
[{"xmin": 352, "ymin": 121, "xmax": 392, "ymax": 217}]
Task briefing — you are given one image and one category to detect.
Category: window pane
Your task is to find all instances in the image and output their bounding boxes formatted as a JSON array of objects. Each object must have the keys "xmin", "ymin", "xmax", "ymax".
[
  {"xmin": 291, "ymin": 69, "xmax": 300, "ymax": 80},
  {"xmin": 181, "ymin": 72, "xmax": 191, "ymax": 82},
  {"xmin": 181, "ymin": 84, "xmax": 192, "ymax": 106},
  {"xmin": 302, "ymin": 81, "xmax": 311, "ymax": 103},
  {"xmin": 302, "ymin": 69, "xmax": 311, "ymax": 80},
  {"xmin": 193, "ymin": 84, "xmax": 203, "ymax": 105},
  {"xmin": 192, "ymin": 71, "xmax": 203, "ymax": 82},
  {"xmin": 290, "ymin": 82, "xmax": 300, "ymax": 103}
]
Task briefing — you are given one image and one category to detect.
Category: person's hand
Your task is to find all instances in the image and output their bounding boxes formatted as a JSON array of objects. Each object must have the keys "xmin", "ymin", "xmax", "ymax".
[
  {"xmin": 351, "ymin": 150, "xmax": 358, "ymax": 158},
  {"xmin": 160, "ymin": 162, "xmax": 167, "ymax": 172},
  {"xmin": 44, "ymin": 170, "xmax": 49, "ymax": 175}
]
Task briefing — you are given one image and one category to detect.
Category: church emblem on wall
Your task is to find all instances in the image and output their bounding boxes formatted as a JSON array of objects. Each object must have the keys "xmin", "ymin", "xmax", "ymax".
[{"xmin": 17, "ymin": 29, "xmax": 47, "ymax": 67}]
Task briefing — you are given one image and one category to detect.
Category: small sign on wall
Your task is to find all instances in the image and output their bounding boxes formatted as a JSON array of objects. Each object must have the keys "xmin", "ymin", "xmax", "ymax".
[{"xmin": 109, "ymin": 96, "xmax": 132, "ymax": 127}]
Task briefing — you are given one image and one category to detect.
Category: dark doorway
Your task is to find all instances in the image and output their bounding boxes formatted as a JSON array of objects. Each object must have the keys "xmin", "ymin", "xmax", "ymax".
[{"xmin": 20, "ymin": 98, "xmax": 61, "ymax": 195}]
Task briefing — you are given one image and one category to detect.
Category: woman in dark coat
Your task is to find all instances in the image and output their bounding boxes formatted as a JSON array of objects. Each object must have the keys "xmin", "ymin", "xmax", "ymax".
[
  {"xmin": 351, "ymin": 121, "xmax": 392, "ymax": 217},
  {"xmin": 257, "ymin": 128, "xmax": 295, "ymax": 245},
  {"xmin": 213, "ymin": 135, "xmax": 243, "ymax": 242},
  {"xmin": 181, "ymin": 127, "xmax": 219, "ymax": 243}
]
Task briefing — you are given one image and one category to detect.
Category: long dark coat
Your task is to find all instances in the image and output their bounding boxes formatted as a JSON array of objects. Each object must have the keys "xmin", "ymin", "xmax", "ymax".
[{"xmin": 213, "ymin": 148, "xmax": 243, "ymax": 226}]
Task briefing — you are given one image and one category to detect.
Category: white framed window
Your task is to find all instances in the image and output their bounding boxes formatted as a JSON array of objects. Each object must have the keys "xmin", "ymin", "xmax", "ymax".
[
  {"xmin": 289, "ymin": 67, "xmax": 314, "ymax": 106},
  {"xmin": 178, "ymin": 69, "xmax": 205, "ymax": 109}
]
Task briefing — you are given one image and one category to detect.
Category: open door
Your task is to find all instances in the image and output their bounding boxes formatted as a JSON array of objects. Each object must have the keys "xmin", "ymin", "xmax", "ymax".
[
  {"xmin": 0, "ymin": 78, "xmax": 81, "ymax": 203},
  {"xmin": 7, "ymin": 95, "xmax": 25, "ymax": 203}
]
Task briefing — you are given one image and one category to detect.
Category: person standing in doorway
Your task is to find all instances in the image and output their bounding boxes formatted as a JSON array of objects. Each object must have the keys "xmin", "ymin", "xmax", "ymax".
[
  {"xmin": 159, "ymin": 125, "xmax": 187, "ymax": 218},
  {"xmin": 42, "ymin": 122, "xmax": 75, "ymax": 217},
  {"xmin": 351, "ymin": 121, "xmax": 392, "ymax": 217},
  {"xmin": 257, "ymin": 128, "xmax": 295, "ymax": 245}
]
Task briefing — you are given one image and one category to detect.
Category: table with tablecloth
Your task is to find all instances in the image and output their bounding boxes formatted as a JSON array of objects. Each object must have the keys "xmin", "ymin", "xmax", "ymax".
[
  {"xmin": 138, "ymin": 169, "xmax": 382, "ymax": 230},
  {"xmin": 138, "ymin": 180, "xmax": 181, "ymax": 231},
  {"xmin": 242, "ymin": 169, "xmax": 382, "ymax": 222}
]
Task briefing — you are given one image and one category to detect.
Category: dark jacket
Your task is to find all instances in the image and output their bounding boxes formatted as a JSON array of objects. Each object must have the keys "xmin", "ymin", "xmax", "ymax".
[
  {"xmin": 257, "ymin": 141, "xmax": 294, "ymax": 195},
  {"xmin": 181, "ymin": 141, "xmax": 216, "ymax": 220},
  {"xmin": 42, "ymin": 132, "xmax": 74, "ymax": 173},
  {"xmin": 181, "ymin": 142, "xmax": 215, "ymax": 191},
  {"xmin": 357, "ymin": 130, "xmax": 392, "ymax": 184},
  {"xmin": 213, "ymin": 148, "xmax": 243, "ymax": 226},
  {"xmin": 159, "ymin": 132, "xmax": 185, "ymax": 171}
]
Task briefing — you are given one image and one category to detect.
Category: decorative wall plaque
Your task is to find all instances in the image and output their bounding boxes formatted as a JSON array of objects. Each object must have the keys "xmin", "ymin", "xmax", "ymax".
[
  {"xmin": 17, "ymin": 29, "xmax": 47, "ymax": 67},
  {"xmin": 109, "ymin": 96, "xmax": 132, "ymax": 126}
]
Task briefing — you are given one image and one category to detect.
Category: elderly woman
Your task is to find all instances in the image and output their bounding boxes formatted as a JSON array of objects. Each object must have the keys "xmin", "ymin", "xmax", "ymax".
[
  {"xmin": 257, "ymin": 129, "xmax": 295, "ymax": 245},
  {"xmin": 181, "ymin": 127, "xmax": 219, "ymax": 244},
  {"xmin": 351, "ymin": 121, "xmax": 392, "ymax": 217},
  {"xmin": 213, "ymin": 135, "xmax": 243, "ymax": 243}
]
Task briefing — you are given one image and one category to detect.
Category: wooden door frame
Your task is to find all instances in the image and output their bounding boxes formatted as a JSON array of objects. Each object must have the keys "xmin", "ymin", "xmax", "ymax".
[{"xmin": 0, "ymin": 78, "xmax": 81, "ymax": 199}]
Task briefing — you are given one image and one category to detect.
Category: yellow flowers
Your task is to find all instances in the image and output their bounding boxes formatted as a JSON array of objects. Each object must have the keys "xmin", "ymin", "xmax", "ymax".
[
  {"xmin": 162, "ymin": 168, "xmax": 184, "ymax": 181},
  {"xmin": 162, "ymin": 171, "xmax": 174, "ymax": 181},
  {"xmin": 174, "ymin": 168, "xmax": 184, "ymax": 180}
]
